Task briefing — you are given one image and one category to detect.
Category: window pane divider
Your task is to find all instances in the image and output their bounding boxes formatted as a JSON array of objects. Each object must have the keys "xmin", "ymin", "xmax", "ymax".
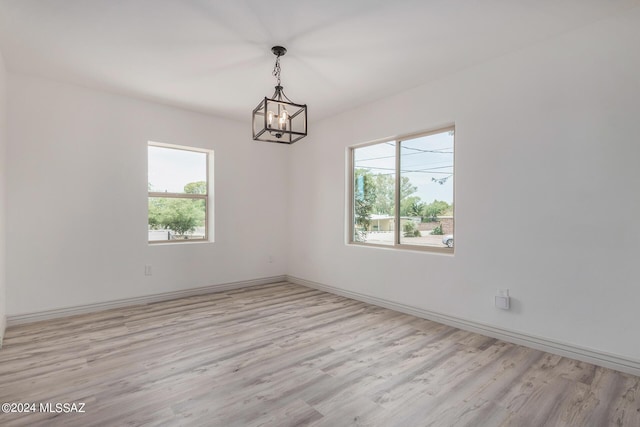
[
  {"xmin": 148, "ymin": 192, "xmax": 207, "ymax": 199},
  {"xmin": 395, "ymin": 140, "xmax": 401, "ymax": 246}
]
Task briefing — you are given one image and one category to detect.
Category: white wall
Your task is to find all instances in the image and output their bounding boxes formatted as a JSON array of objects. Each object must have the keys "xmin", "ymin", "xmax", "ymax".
[
  {"xmin": 289, "ymin": 10, "xmax": 640, "ymax": 361},
  {"xmin": 3, "ymin": 5, "xmax": 639, "ymax": 369},
  {"xmin": 6, "ymin": 74, "xmax": 289, "ymax": 316},
  {"xmin": 0, "ymin": 51, "xmax": 7, "ymax": 342}
]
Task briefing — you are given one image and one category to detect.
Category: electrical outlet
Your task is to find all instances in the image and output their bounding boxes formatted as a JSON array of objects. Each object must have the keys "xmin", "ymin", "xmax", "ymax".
[
  {"xmin": 145, "ymin": 265, "xmax": 152, "ymax": 276},
  {"xmin": 495, "ymin": 289, "xmax": 510, "ymax": 310}
]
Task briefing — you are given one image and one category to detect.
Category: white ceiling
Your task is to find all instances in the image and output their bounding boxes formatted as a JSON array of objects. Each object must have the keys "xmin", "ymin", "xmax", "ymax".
[{"xmin": 0, "ymin": 0, "xmax": 638, "ymax": 122}]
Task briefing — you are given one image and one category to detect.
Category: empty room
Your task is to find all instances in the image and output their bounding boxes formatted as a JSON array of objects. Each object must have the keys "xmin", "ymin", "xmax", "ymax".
[{"xmin": 0, "ymin": 1, "xmax": 639, "ymax": 426}]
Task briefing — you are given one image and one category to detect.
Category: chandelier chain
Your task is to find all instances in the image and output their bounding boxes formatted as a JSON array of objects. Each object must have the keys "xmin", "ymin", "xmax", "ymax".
[{"xmin": 272, "ymin": 56, "xmax": 282, "ymax": 86}]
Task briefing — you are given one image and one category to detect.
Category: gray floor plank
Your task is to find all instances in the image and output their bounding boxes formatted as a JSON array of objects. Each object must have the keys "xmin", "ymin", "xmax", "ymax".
[{"xmin": 0, "ymin": 282, "xmax": 638, "ymax": 426}]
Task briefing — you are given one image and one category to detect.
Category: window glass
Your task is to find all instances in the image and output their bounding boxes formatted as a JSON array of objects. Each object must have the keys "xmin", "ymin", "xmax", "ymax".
[
  {"xmin": 148, "ymin": 197, "xmax": 206, "ymax": 242},
  {"xmin": 399, "ymin": 131, "xmax": 454, "ymax": 248},
  {"xmin": 148, "ymin": 144, "xmax": 210, "ymax": 243},
  {"xmin": 148, "ymin": 146, "xmax": 207, "ymax": 193},
  {"xmin": 350, "ymin": 127, "xmax": 454, "ymax": 251},
  {"xmin": 353, "ymin": 142, "xmax": 396, "ymax": 245}
]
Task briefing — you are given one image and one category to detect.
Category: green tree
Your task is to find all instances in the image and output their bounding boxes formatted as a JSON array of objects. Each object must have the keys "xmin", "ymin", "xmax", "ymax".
[
  {"xmin": 372, "ymin": 174, "xmax": 394, "ymax": 215},
  {"xmin": 403, "ymin": 221, "xmax": 416, "ymax": 237},
  {"xmin": 399, "ymin": 176, "xmax": 418, "ymax": 203},
  {"xmin": 148, "ymin": 181, "xmax": 206, "ymax": 237},
  {"xmin": 372, "ymin": 174, "xmax": 417, "ymax": 216},
  {"xmin": 184, "ymin": 181, "xmax": 207, "ymax": 194},
  {"xmin": 354, "ymin": 169, "xmax": 376, "ymax": 237},
  {"xmin": 160, "ymin": 199, "xmax": 204, "ymax": 236},
  {"xmin": 352, "ymin": 170, "xmax": 421, "ymax": 238},
  {"xmin": 424, "ymin": 200, "xmax": 451, "ymax": 221},
  {"xmin": 148, "ymin": 196, "xmax": 167, "ymax": 229},
  {"xmin": 432, "ymin": 223, "xmax": 444, "ymax": 235},
  {"xmin": 400, "ymin": 196, "xmax": 425, "ymax": 217}
]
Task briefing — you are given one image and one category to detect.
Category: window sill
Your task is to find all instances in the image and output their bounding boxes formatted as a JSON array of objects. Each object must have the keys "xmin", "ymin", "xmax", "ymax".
[
  {"xmin": 347, "ymin": 241, "xmax": 454, "ymax": 255},
  {"xmin": 148, "ymin": 240, "xmax": 212, "ymax": 246}
]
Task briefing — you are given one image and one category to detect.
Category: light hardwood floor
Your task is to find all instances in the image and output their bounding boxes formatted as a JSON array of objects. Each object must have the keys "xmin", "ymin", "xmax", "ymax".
[{"xmin": 0, "ymin": 282, "xmax": 638, "ymax": 426}]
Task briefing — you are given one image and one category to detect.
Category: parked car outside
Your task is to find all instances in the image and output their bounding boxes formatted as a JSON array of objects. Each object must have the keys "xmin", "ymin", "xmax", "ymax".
[{"xmin": 442, "ymin": 234, "xmax": 453, "ymax": 248}]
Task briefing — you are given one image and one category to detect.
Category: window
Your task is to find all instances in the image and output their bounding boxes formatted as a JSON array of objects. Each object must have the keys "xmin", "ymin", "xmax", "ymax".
[
  {"xmin": 148, "ymin": 143, "xmax": 211, "ymax": 243},
  {"xmin": 350, "ymin": 126, "xmax": 454, "ymax": 252}
]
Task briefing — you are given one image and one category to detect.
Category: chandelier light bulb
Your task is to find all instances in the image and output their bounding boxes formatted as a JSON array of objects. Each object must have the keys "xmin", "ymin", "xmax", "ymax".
[{"xmin": 279, "ymin": 110, "xmax": 288, "ymax": 130}]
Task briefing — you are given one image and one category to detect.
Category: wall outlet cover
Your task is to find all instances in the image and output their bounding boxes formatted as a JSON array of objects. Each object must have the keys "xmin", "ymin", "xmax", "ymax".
[{"xmin": 495, "ymin": 295, "xmax": 510, "ymax": 310}]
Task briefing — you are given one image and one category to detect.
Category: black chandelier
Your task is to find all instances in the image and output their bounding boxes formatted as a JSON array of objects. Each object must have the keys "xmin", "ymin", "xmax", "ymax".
[{"xmin": 252, "ymin": 46, "xmax": 307, "ymax": 144}]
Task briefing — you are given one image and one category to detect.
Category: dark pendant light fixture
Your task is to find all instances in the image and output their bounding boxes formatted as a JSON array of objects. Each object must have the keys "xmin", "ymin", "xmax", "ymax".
[{"xmin": 252, "ymin": 46, "xmax": 307, "ymax": 144}]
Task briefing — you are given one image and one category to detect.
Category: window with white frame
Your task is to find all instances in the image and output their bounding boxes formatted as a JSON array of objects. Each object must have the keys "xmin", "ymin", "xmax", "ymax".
[
  {"xmin": 350, "ymin": 126, "xmax": 454, "ymax": 252},
  {"xmin": 148, "ymin": 143, "xmax": 211, "ymax": 243}
]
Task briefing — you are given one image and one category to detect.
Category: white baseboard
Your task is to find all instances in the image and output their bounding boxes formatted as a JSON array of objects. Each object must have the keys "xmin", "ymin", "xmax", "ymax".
[
  {"xmin": 287, "ymin": 275, "xmax": 640, "ymax": 377},
  {"xmin": 7, "ymin": 274, "xmax": 639, "ymax": 377},
  {"xmin": 7, "ymin": 275, "xmax": 287, "ymax": 327}
]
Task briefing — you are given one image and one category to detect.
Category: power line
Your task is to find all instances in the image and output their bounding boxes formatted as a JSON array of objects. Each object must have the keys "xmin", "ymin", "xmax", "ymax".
[
  {"xmin": 357, "ymin": 166, "xmax": 453, "ymax": 175},
  {"xmin": 383, "ymin": 141, "xmax": 453, "ymax": 154},
  {"xmin": 356, "ymin": 152, "xmax": 452, "ymax": 163},
  {"xmin": 405, "ymin": 165, "xmax": 453, "ymax": 171},
  {"xmin": 403, "ymin": 146, "xmax": 453, "ymax": 154}
]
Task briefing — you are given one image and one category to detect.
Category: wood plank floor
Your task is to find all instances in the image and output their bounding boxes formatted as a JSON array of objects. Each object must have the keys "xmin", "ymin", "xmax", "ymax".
[{"xmin": 0, "ymin": 282, "xmax": 638, "ymax": 426}]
